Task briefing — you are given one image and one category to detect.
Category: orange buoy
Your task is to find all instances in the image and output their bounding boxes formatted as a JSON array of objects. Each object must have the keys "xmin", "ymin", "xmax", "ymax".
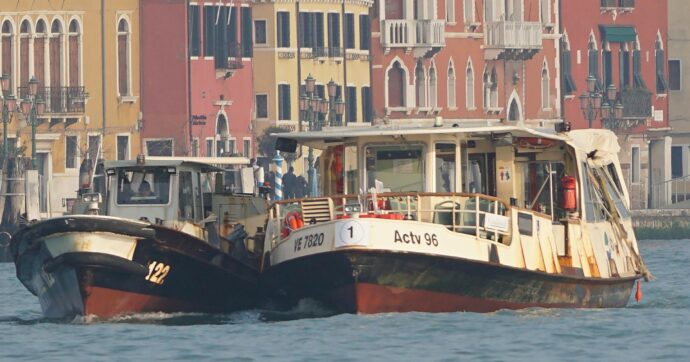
[{"xmin": 635, "ymin": 280, "xmax": 643, "ymax": 302}]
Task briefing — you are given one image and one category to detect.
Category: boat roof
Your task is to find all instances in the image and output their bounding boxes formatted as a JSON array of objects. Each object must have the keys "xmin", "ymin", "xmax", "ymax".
[{"xmin": 103, "ymin": 156, "xmax": 250, "ymax": 173}]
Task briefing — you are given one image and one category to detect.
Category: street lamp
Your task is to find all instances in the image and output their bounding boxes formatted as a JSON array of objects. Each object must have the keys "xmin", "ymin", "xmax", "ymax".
[
  {"xmin": 1, "ymin": 74, "xmax": 18, "ymax": 158},
  {"xmin": 600, "ymin": 84, "xmax": 625, "ymax": 129},
  {"xmin": 579, "ymin": 75, "xmax": 603, "ymax": 128},
  {"xmin": 20, "ymin": 77, "xmax": 46, "ymax": 169}
]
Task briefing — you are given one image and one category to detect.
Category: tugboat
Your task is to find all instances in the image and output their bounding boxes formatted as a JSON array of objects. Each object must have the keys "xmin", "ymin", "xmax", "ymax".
[
  {"xmin": 260, "ymin": 121, "xmax": 650, "ymax": 314},
  {"xmin": 12, "ymin": 156, "xmax": 268, "ymax": 318}
]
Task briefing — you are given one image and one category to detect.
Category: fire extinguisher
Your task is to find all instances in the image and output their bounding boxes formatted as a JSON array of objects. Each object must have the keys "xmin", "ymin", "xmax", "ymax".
[{"xmin": 561, "ymin": 176, "xmax": 577, "ymax": 211}]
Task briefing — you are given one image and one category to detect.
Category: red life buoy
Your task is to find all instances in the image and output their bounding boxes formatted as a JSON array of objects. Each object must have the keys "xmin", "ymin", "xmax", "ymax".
[
  {"xmin": 516, "ymin": 137, "xmax": 555, "ymax": 149},
  {"xmin": 282, "ymin": 211, "xmax": 304, "ymax": 237}
]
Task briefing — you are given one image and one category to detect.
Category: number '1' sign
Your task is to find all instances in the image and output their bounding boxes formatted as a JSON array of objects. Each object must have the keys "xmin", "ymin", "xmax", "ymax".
[{"xmin": 335, "ymin": 220, "xmax": 370, "ymax": 248}]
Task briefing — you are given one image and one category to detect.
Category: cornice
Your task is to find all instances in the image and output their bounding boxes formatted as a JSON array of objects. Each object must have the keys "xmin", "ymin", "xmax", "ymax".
[{"xmin": 252, "ymin": 0, "xmax": 373, "ymax": 7}]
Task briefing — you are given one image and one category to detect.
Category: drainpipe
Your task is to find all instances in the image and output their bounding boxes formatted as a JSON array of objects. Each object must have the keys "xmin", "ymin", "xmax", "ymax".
[
  {"xmin": 186, "ymin": 0, "xmax": 193, "ymax": 155},
  {"xmin": 296, "ymin": 1, "xmax": 302, "ymax": 132},
  {"xmin": 101, "ymin": 0, "xmax": 106, "ymax": 153},
  {"xmin": 341, "ymin": 0, "xmax": 347, "ymax": 126}
]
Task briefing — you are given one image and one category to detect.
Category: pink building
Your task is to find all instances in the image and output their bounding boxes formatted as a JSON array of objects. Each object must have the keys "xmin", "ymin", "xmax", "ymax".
[
  {"xmin": 141, "ymin": 0, "xmax": 254, "ymax": 158},
  {"xmin": 371, "ymin": 0, "xmax": 560, "ymax": 128},
  {"xmin": 561, "ymin": 0, "xmax": 670, "ymax": 208}
]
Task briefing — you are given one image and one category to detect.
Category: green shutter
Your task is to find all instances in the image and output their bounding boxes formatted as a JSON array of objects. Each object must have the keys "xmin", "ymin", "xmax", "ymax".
[{"xmin": 600, "ymin": 26, "xmax": 637, "ymax": 43}]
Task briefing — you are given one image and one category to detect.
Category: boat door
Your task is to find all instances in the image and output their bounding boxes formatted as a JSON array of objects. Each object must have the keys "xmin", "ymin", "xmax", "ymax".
[{"xmin": 177, "ymin": 169, "xmax": 204, "ymax": 222}]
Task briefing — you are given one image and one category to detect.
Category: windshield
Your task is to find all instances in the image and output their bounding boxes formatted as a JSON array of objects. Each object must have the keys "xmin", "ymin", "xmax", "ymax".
[
  {"xmin": 365, "ymin": 144, "xmax": 424, "ymax": 192},
  {"xmin": 116, "ymin": 168, "xmax": 171, "ymax": 205}
]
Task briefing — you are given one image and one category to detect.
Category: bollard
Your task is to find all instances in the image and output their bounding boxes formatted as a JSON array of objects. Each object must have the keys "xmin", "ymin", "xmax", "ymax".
[{"xmin": 273, "ymin": 151, "xmax": 283, "ymax": 200}]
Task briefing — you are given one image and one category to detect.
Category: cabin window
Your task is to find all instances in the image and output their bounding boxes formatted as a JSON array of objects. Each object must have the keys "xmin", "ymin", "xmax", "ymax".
[
  {"xmin": 465, "ymin": 153, "xmax": 496, "ymax": 196},
  {"xmin": 116, "ymin": 168, "xmax": 171, "ymax": 205},
  {"xmin": 519, "ymin": 161, "xmax": 564, "ymax": 218},
  {"xmin": 582, "ymin": 163, "xmax": 606, "ymax": 222},
  {"xmin": 600, "ymin": 167, "xmax": 630, "ymax": 219},
  {"xmin": 365, "ymin": 144, "xmax": 424, "ymax": 192},
  {"xmin": 344, "ymin": 145, "xmax": 358, "ymax": 194},
  {"xmin": 178, "ymin": 171, "xmax": 195, "ymax": 220},
  {"xmin": 435, "ymin": 143, "xmax": 456, "ymax": 192}
]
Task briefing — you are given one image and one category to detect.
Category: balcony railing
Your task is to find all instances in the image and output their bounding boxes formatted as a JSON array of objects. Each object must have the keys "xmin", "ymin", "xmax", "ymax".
[
  {"xmin": 485, "ymin": 21, "xmax": 542, "ymax": 50},
  {"xmin": 381, "ymin": 19, "xmax": 445, "ymax": 48},
  {"xmin": 18, "ymin": 86, "xmax": 87, "ymax": 114},
  {"xmin": 601, "ymin": 0, "xmax": 635, "ymax": 8},
  {"xmin": 621, "ymin": 88, "xmax": 652, "ymax": 119}
]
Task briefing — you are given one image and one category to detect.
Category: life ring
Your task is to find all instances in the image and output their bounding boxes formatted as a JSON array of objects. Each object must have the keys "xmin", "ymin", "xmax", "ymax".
[
  {"xmin": 516, "ymin": 137, "xmax": 555, "ymax": 149},
  {"xmin": 282, "ymin": 211, "xmax": 304, "ymax": 237}
]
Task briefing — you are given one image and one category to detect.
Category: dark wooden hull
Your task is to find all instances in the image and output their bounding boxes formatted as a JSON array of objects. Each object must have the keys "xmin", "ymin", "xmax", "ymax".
[
  {"xmin": 12, "ymin": 216, "xmax": 260, "ymax": 319},
  {"xmin": 262, "ymin": 250, "xmax": 639, "ymax": 314}
]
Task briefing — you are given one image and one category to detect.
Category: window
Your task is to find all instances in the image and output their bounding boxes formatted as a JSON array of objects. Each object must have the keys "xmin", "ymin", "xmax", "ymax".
[
  {"xmin": 633, "ymin": 41, "xmax": 646, "ymax": 88},
  {"xmin": 178, "ymin": 171, "xmax": 195, "ymax": 220},
  {"xmin": 561, "ymin": 36, "xmax": 576, "ymax": 95},
  {"xmin": 65, "ymin": 136, "xmax": 78, "ymax": 169},
  {"xmin": 189, "ymin": 5, "xmax": 200, "ymax": 56},
  {"xmin": 34, "ymin": 20, "xmax": 47, "ymax": 87},
  {"xmin": 277, "ymin": 11, "xmax": 290, "ymax": 47},
  {"xmin": 117, "ymin": 18, "xmax": 130, "ymax": 96},
  {"xmin": 631, "ymin": 146, "xmax": 640, "ymax": 183},
  {"xmin": 68, "ymin": 20, "xmax": 81, "ymax": 87},
  {"xmin": 446, "ymin": 0, "xmax": 455, "ymax": 23},
  {"xmin": 415, "ymin": 61, "xmax": 426, "ymax": 108},
  {"xmin": 20, "ymin": 20, "xmax": 30, "ymax": 87},
  {"xmin": 387, "ymin": 61, "xmax": 405, "ymax": 108},
  {"xmin": 588, "ymin": 36, "xmax": 601, "ymax": 91},
  {"xmin": 116, "ymin": 168, "xmax": 171, "ymax": 205},
  {"xmin": 429, "ymin": 64, "xmax": 437, "ymax": 108},
  {"xmin": 435, "ymin": 143, "xmax": 456, "ymax": 192},
  {"xmin": 347, "ymin": 86, "xmax": 357, "ymax": 123},
  {"xmin": 361, "ymin": 86, "xmax": 372, "ymax": 122},
  {"xmin": 464, "ymin": 0, "xmax": 475, "ymax": 24},
  {"xmin": 671, "ymin": 146, "xmax": 683, "ymax": 178},
  {"xmin": 214, "ymin": 6, "xmax": 229, "ymax": 69},
  {"xmin": 484, "ymin": 68, "xmax": 498, "ymax": 109},
  {"xmin": 345, "ymin": 14, "xmax": 355, "ymax": 49},
  {"xmin": 146, "ymin": 139, "xmax": 173, "ymax": 156},
  {"xmin": 656, "ymin": 34, "xmax": 667, "ymax": 94},
  {"xmin": 206, "ymin": 138, "xmax": 213, "ymax": 157},
  {"xmin": 298, "ymin": 12, "xmax": 313, "ymax": 48},
  {"xmin": 365, "ymin": 144, "xmax": 425, "ymax": 192},
  {"xmin": 602, "ymin": 42, "xmax": 612, "ymax": 87},
  {"xmin": 541, "ymin": 62, "xmax": 550, "ymax": 109},
  {"xmin": 541, "ymin": 0, "xmax": 551, "ymax": 23},
  {"xmin": 315, "ymin": 13, "xmax": 325, "ymax": 49},
  {"xmin": 327, "ymin": 13, "xmax": 340, "ymax": 55},
  {"xmin": 117, "ymin": 135, "xmax": 130, "ymax": 160},
  {"xmin": 448, "ymin": 62, "xmax": 456, "ymax": 108},
  {"xmin": 669, "ymin": 59, "xmax": 681, "ymax": 91},
  {"xmin": 254, "ymin": 20, "xmax": 267, "ymax": 45},
  {"xmin": 203, "ymin": 6, "xmax": 216, "ymax": 57},
  {"xmin": 228, "ymin": 6, "xmax": 238, "ymax": 53},
  {"xmin": 228, "ymin": 139, "xmax": 236, "ymax": 155},
  {"xmin": 88, "ymin": 135, "xmax": 101, "ymax": 161},
  {"xmin": 243, "ymin": 139, "xmax": 251, "ymax": 158},
  {"xmin": 50, "ymin": 20, "xmax": 63, "ymax": 89},
  {"xmin": 359, "ymin": 15, "xmax": 370, "ymax": 50},
  {"xmin": 241, "ymin": 7, "xmax": 253, "ymax": 57},
  {"xmin": 1, "ymin": 21, "xmax": 13, "ymax": 90},
  {"xmin": 620, "ymin": 46, "xmax": 630, "ymax": 90},
  {"xmin": 466, "ymin": 61, "xmax": 474, "ymax": 109},
  {"xmin": 278, "ymin": 84, "xmax": 291, "ymax": 120},
  {"xmin": 256, "ymin": 94, "xmax": 268, "ymax": 118}
]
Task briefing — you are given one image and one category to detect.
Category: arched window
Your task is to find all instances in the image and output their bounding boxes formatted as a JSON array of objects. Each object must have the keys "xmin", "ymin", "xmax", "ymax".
[
  {"xmin": 68, "ymin": 19, "xmax": 80, "ymax": 87},
  {"xmin": 588, "ymin": 33, "xmax": 601, "ymax": 91},
  {"xmin": 415, "ymin": 60, "xmax": 426, "ymax": 108},
  {"xmin": 446, "ymin": 0, "xmax": 455, "ymax": 23},
  {"xmin": 490, "ymin": 68, "xmax": 498, "ymax": 108},
  {"xmin": 429, "ymin": 63, "xmax": 437, "ymax": 108},
  {"xmin": 633, "ymin": 37, "xmax": 645, "ymax": 89},
  {"xmin": 447, "ymin": 60, "xmax": 456, "ymax": 108},
  {"xmin": 540, "ymin": 0, "xmax": 551, "ymax": 24},
  {"xmin": 561, "ymin": 32, "xmax": 576, "ymax": 95},
  {"xmin": 508, "ymin": 98, "xmax": 520, "ymax": 121},
  {"xmin": 541, "ymin": 62, "xmax": 550, "ymax": 109},
  {"xmin": 464, "ymin": 0, "xmax": 476, "ymax": 24},
  {"xmin": 483, "ymin": 68, "xmax": 490, "ymax": 110},
  {"xmin": 466, "ymin": 59, "xmax": 474, "ymax": 109},
  {"xmin": 216, "ymin": 113, "xmax": 229, "ymax": 157},
  {"xmin": 35, "ymin": 19, "xmax": 47, "ymax": 87},
  {"xmin": 656, "ymin": 32, "xmax": 667, "ymax": 94},
  {"xmin": 117, "ymin": 18, "xmax": 131, "ymax": 96},
  {"xmin": 20, "ymin": 20, "xmax": 31, "ymax": 87},
  {"xmin": 0, "ymin": 20, "xmax": 13, "ymax": 93},
  {"xmin": 387, "ymin": 61, "xmax": 405, "ymax": 107},
  {"xmin": 50, "ymin": 19, "xmax": 63, "ymax": 89}
]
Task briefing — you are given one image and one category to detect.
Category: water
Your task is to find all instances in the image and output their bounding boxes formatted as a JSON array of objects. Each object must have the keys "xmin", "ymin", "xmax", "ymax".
[{"xmin": 1, "ymin": 240, "xmax": 689, "ymax": 361}]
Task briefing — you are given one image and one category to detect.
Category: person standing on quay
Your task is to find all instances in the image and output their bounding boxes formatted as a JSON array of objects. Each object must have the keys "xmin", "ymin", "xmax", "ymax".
[{"xmin": 283, "ymin": 167, "xmax": 297, "ymax": 199}]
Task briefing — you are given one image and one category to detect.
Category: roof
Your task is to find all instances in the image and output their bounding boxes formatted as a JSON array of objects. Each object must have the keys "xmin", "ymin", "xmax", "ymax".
[{"xmin": 103, "ymin": 156, "xmax": 250, "ymax": 172}]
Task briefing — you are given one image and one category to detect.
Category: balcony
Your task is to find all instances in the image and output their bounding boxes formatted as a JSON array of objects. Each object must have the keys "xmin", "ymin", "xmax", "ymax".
[
  {"xmin": 601, "ymin": 0, "xmax": 635, "ymax": 9},
  {"xmin": 484, "ymin": 21, "xmax": 542, "ymax": 60},
  {"xmin": 18, "ymin": 86, "xmax": 87, "ymax": 115},
  {"xmin": 381, "ymin": 19, "xmax": 445, "ymax": 57},
  {"xmin": 602, "ymin": 88, "xmax": 652, "ymax": 130}
]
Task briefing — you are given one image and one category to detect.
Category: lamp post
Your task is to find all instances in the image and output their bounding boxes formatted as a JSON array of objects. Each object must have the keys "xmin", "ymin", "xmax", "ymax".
[
  {"xmin": 20, "ymin": 77, "xmax": 46, "ymax": 169},
  {"xmin": 578, "ymin": 75, "xmax": 603, "ymax": 128},
  {"xmin": 600, "ymin": 84, "xmax": 625, "ymax": 129},
  {"xmin": 0, "ymin": 74, "xmax": 18, "ymax": 158}
]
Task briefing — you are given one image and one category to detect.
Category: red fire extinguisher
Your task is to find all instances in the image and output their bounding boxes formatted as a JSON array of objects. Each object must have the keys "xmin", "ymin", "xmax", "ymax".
[{"xmin": 561, "ymin": 176, "xmax": 577, "ymax": 211}]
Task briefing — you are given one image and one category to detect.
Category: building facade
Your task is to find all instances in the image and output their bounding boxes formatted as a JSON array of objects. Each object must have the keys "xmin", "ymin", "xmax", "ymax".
[
  {"xmin": 561, "ymin": 0, "xmax": 670, "ymax": 209},
  {"xmin": 371, "ymin": 0, "xmax": 560, "ymax": 127},
  {"xmin": 140, "ymin": 0, "xmax": 254, "ymax": 158},
  {"xmin": 1, "ymin": 0, "xmax": 141, "ymax": 216},
  {"xmin": 668, "ymin": 0, "xmax": 690, "ymax": 207},
  {"xmin": 251, "ymin": 0, "xmax": 373, "ymax": 173}
]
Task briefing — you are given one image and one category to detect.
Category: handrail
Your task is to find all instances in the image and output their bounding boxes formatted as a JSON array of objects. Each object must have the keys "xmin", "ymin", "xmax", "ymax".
[{"xmin": 651, "ymin": 174, "xmax": 690, "ymax": 208}]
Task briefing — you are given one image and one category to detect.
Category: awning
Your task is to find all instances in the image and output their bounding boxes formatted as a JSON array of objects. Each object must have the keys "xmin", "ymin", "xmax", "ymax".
[{"xmin": 599, "ymin": 25, "xmax": 637, "ymax": 42}]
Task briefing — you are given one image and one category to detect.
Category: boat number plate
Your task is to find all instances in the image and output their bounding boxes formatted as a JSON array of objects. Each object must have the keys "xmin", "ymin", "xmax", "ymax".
[
  {"xmin": 335, "ymin": 220, "xmax": 369, "ymax": 247},
  {"xmin": 145, "ymin": 261, "xmax": 171, "ymax": 285}
]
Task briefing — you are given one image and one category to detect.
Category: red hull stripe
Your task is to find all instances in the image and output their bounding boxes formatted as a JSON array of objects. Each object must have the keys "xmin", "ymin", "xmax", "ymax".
[
  {"xmin": 84, "ymin": 286, "xmax": 196, "ymax": 318},
  {"xmin": 353, "ymin": 283, "xmax": 578, "ymax": 314}
]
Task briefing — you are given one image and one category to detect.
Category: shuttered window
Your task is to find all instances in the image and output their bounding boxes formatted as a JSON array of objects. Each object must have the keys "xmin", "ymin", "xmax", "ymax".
[
  {"xmin": 1, "ymin": 21, "xmax": 12, "ymax": 86},
  {"xmin": 620, "ymin": 50, "xmax": 629, "ymax": 89},
  {"xmin": 669, "ymin": 59, "xmax": 681, "ymax": 91},
  {"xmin": 345, "ymin": 14, "xmax": 355, "ymax": 49},
  {"xmin": 561, "ymin": 40, "xmax": 576, "ymax": 95},
  {"xmin": 315, "ymin": 13, "xmax": 324, "ymax": 48},
  {"xmin": 20, "ymin": 35, "xmax": 29, "ymax": 86},
  {"xmin": 656, "ymin": 46, "xmax": 668, "ymax": 94},
  {"xmin": 602, "ymin": 47, "xmax": 612, "ymax": 87},
  {"xmin": 203, "ymin": 6, "xmax": 215, "ymax": 57},
  {"xmin": 277, "ymin": 11, "xmax": 290, "ymax": 47},
  {"xmin": 215, "ymin": 6, "xmax": 229, "ymax": 69},
  {"xmin": 359, "ymin": 15, "xmax": 370, "ymax": 50},
  {"xmin": 588, "ymin": 46, "xmax": 602, "ymax": 91},
  {"xmin": 241, "ymin": 7, "xmax": 253, "ymax": 57},
  {"xmin": 228, "ymin": 6, "xmax": 238, "ymax": 54},
  {"xmin": 299, "ymin": 13, "xmax": 314, "ymax": 48},
  {"xmin": 68, "ymin": 20, "xmax": 80, "ymax": 87},
  {"xmin": 327, "ymin": 13, "xmax": 340, "ymax": 49},
  {"xmin": 347, "ymin": 86, "xmax": 357, "ymax": 122},
  {"xmin": 66, "ymin": 136, "xmax": 78, "ymax": 169},
  {"xmin": 361, "ymin": 86, "xmax": 372, "ymax": 122},
  {"xmin": 117, "ymin": 19, "xmax": 129, "ymax": 95},
  {"xmin": 189, "ymin": 5, "xmax": 200, "ymax": 56},
  {"xmin": 278, "ymin": 84, "xmax": 291, "ymax": 120},
  {"xmin": 633, "ymin": 50, "xmax": 646, "ymax": 88}
]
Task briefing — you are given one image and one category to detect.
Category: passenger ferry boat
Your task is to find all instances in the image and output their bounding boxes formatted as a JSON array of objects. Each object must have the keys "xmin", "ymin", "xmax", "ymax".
[
  {"xmin": 12, "ymin": 156, "xmax": 267, "ymax": 318},
  {"xmin": 260, "ymin": 121, "xmax": 650, "ymax": 314}
]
